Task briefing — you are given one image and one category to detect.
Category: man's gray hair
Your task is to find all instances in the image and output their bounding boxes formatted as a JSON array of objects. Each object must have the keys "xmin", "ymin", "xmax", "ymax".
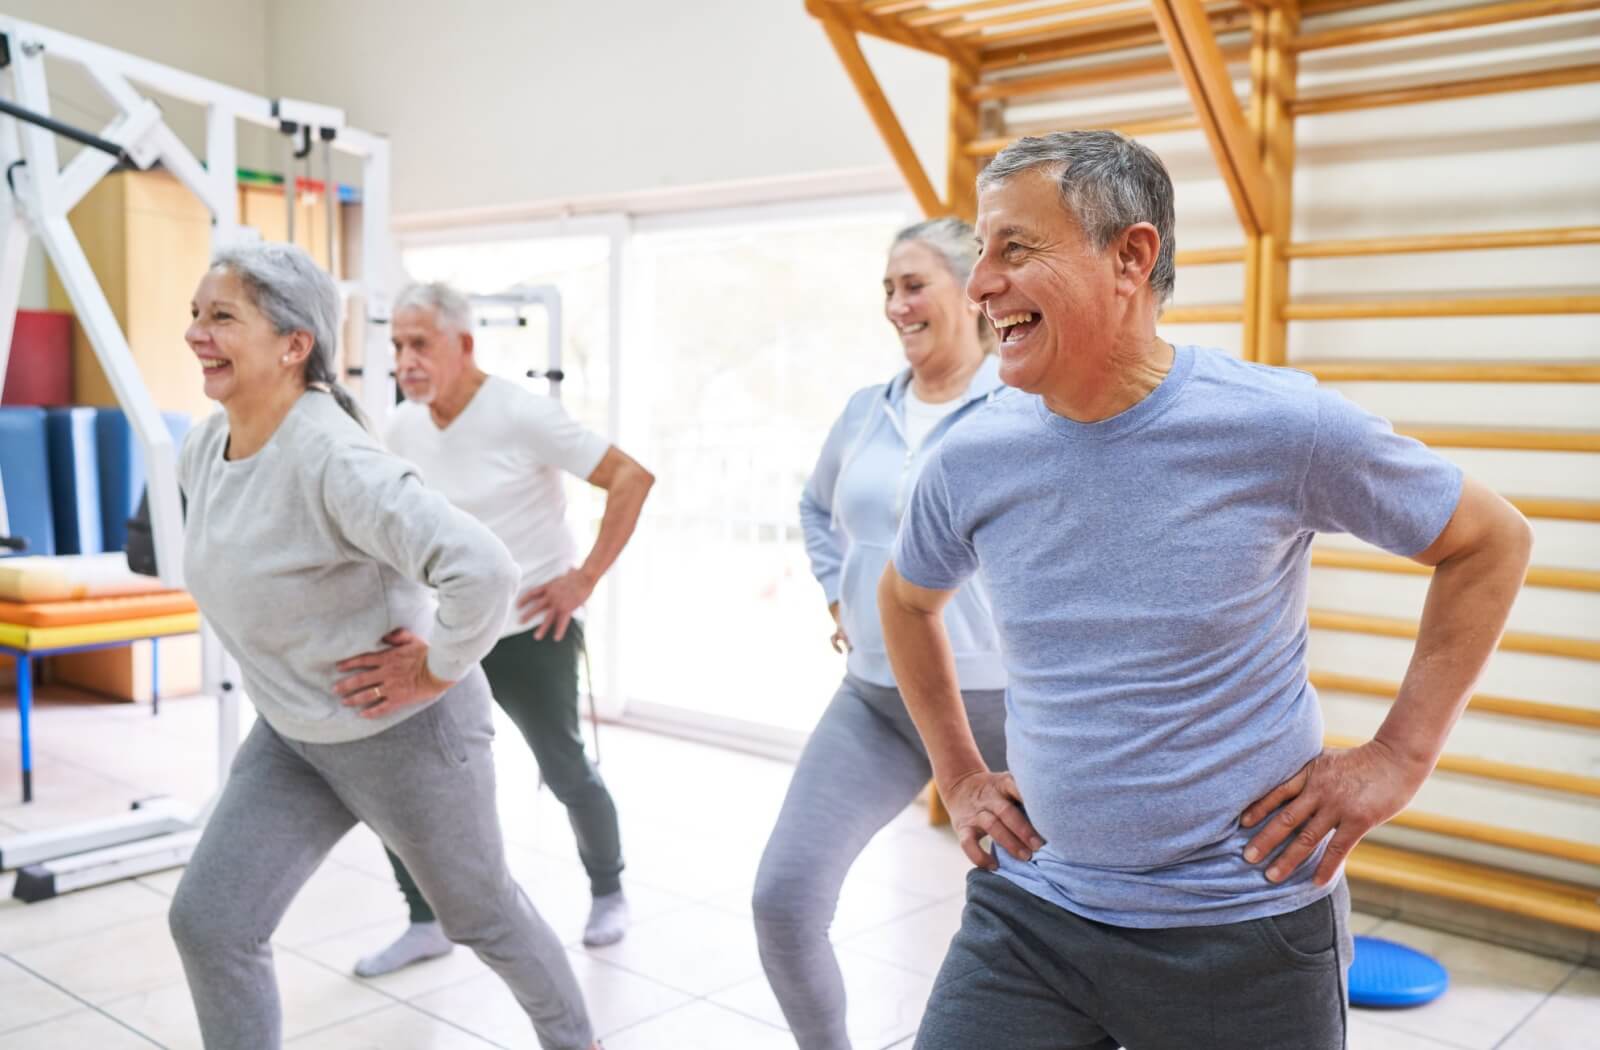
[
  {"xmin": 393, "ymin": 281, "xmax": 474, "ymax": 335},
  {"xmin": 211, "ymin": 240, "xmax": 363, "ymax": 423},
  {"xmin": 978, "ymin": 130, "xmax": 1176, "ymax": 304}
]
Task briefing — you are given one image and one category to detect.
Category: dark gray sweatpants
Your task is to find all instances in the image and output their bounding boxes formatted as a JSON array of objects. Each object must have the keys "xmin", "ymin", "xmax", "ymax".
[
  {"xmin": 916, "ymin": 868, "xmax": 1353, "ymax": 1050},
  {"xmin": 168, "ymin": 671, "xmax": 593, "ymax": 1050}
]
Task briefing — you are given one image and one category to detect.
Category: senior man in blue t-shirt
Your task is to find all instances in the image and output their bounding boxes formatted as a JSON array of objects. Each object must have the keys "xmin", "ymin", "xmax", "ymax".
[{"xmin": 880, "ymin": 131, "xmax": 1532, "ymax": 1050}]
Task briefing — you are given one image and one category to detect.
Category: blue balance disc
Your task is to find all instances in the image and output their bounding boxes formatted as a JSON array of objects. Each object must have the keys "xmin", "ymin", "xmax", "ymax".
[{"xmin": 1349, "ymin": 935, "xmax": 1449, "ymax": 1008}]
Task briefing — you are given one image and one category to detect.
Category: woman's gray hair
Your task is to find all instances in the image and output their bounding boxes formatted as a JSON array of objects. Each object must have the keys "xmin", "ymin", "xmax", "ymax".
[
  {"xmin": 978, "ymin": 130, "xmax": 1176, "ymax": 305},
  {"xmin": 891, "ymin": 217, "xmax": 993, "ymax": 347},
  {"xmin": 392, "ymin": 281, "xmax": 474, "ymax": 335},
  {"xmin": 210, "ymin": 240, "xmax": 364, "ymax": 424}
]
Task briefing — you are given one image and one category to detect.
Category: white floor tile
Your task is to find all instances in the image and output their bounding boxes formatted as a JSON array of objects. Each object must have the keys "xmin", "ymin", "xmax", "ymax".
[
  {"xmin": 410, "ymin": 950, "xmax": 689, "ymax": 1047},
  {"xmin": 8, "ymin": 913, "xmax": 185, "ymax": 1005},
  {"xmin": 581, "ymin": 902, "xmax": 764, "ymax": 997},
  {"xmin": 709, "ymin": 946, "xmax": 934, "ymax": 1048},
  {"xmin": 1347, "ymin": 1013, "xmax": 1469, "ymax": 1049},
  {"xmin": 851, "ymin": 825, "xmax": 977, "ymax": 900},
  {"xmin": 1499, "ymin": 965, "xmax": 1600, "ymax": 1050},
  {"xmin": 842, "ymin": 892, "xmax": 968, "ymax": 976},
  {"xmin": 0, "ymin": 864, "xmax": 169, "ymax": 958},
  {"xmin": 0, "ymin": 1007, "xmax": 158, "ymax": 1049},
  {"xmin": 272, "ymin": 862, "xmax": 411, "ymax": 949},
  {"xmin": 0, "ymin": 957, "xmax": 83, "ymax": 1033},
  {"xmin": 602, "ymin": 999, "xmax": 792, "ymax": 1050},
  {"xmin": 99, "ymin": 952, "xmax": 390, "ymax": 1049},
  {"xmin": 1351, "ymin": 967, "xmax": 1572, "ymax": 1050},
  {"xmin": 287, "ymin": 1002, "xmax": 500, "ymax": 1048},
  {"xmin": 296, "ymin": 921, "xmax": 492, "ymax": 1001}
]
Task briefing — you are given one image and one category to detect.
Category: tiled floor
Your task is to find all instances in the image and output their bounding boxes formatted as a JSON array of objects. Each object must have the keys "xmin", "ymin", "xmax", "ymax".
[{"xmin": 0, "ymin": 689, "xmax": 1594, "ymax": 1048}]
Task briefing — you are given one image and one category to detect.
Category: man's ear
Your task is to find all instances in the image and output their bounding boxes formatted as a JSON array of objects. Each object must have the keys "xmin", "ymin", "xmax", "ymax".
[{"xmin": 1114, "ymin": 222, "xmax": 1161, "ymax": 299}]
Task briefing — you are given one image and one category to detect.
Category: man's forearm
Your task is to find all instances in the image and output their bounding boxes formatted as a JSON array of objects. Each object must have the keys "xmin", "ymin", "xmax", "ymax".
[
  {"xmin": 578, "ymin": 465, "xmax": 653, "ymax": 585},
  {"xmin": 879, "ymin": 569, "xmax": 988, "ymax": 790},
  {"xmin": 1375, "ymin": 519, "xmax": 1531, "ymax": 776}
]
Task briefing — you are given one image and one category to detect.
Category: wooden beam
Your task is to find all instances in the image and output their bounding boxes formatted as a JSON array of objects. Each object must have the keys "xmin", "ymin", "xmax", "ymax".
[
  {"xmin": 1284, "ymin": 295, "xmax": 1600, "ymax": 319},
  {"xmin": 1297, "ymin": 360, "xmax": 1600, "ymax": 383},
  {"xmin": 1310, "ymin": 670, "xmax": 1600, "ymax": 729},
  {"xmin": 1347, "ymin": 842, "xmax": 1600, "ymax": 932},
  {"xmin": 1310, "ymin": 547, "xmax": 1600, "ymax": 592},
  {"xmin": 1507, "ymin": 497, "xmax": 1600, "ymax": 521},
  {"xmin": 817, "ymin": 16, "xmax": 947, "ymax": 218},
  {"xmin": 1153, "ymin": 0, "xmax": 1272, "ymax": 235},
  {"xmin": 1287, "ymin": 226, "xmax": 1600, "ymax": 258},
  {"xmin": 981, "ymin": 5, "xmax": 1253, "ymax": 68},
  {"xmin": 1326, "ymin": 733, "xmax": 1600, "ymax": 798},
  {"xmin": 1394, "ymin": 426, "xmax": 1600, "ymax": 452},
  {"xmin": 1387, "ymin": 810, "xmax": 1600, "ymax": 868},
  {"xmin": 965, "ymin": 112, "xmax": 1200, "ymax": 156},
  {"xmin": 942, "ymin": 0, "xmax": 1130, "ymax": 37},
  {"xmin": 1252, "ymin": 6, "xmax": 1297, "ymax": 364},
  {"xmin": 948, "ymin": 62, "xmax": 981, "ymax": 220},
  {"xmin": 1177, "ymin": 245, "xmax": 1248, "ymax": 265},
  {"xmin": 1241, "ymin": 7, "xmax": 1268, "ymax": 361},
  {"xmin": 907, "ymin": 0, "xmax": 1033, "ymax": 27},
  {"xmin": 1160, "ymin": 304, "xmax": 1246, "ymax": 323},
  {"xmin": 1292, "ymin": 0, "xmax": 1600, "ymax": 53},
  {"xmin": 971, "ymin": 43, "xmax": 1252, "ymax": 103},
  {"xmin": 1310, "ymin": 609, "xmax": 1600, "ymax": 661},
  {"xmin": 807, "ymin": 0, "xmax": 982, "ymax": 66},
  {"xmin": 1292, "ymin": 63, "xmax": 1600, "ymax": 116}
]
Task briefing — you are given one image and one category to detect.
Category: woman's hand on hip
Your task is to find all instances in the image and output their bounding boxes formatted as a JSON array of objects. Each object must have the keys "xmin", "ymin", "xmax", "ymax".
[
  {"xmin": 829, "ymin": 601, "xmax": 851, "ymax": 654},
  {"xmin": 335, "ymin": 628, "xmax": 454, "ymax": 718}
]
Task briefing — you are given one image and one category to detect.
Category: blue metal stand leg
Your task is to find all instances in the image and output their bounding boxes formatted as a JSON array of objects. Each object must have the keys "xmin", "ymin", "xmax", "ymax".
[
  {"xmin": 18, "ymin": 654, "xmax": 33, "ymax": 803},
  {"xmin": 151, "ymin": 638, "xmax": 160, "ymax": 717}
]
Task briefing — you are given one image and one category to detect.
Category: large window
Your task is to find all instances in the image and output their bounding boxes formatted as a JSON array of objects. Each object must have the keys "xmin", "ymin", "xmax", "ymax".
[
  {"xmin": 398, "ymin": 196, "xmax": 915, "ymax": 741},
  {"xmin": 621, "ymin": 208, "xmax": 909, "ymax": 733}
]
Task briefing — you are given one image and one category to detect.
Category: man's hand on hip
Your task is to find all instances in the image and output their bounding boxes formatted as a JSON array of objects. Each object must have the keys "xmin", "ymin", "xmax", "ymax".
[
  {"xmin": 517, "ymin": 569, "xmax": 596, "ymax": 642},
  {"xmin": 1240, "ymin": 740, "xmax": 1428, "ymax": 886},
  {"xmin": 944, "ymin": 770, "xmax": 1046, "ymax": 871}
]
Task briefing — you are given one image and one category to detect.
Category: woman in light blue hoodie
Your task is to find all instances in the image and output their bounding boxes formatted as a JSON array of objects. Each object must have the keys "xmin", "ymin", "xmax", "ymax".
[{"xmin": 752, "ymin": 219, "xmax": 1008, "ymax": 1049}]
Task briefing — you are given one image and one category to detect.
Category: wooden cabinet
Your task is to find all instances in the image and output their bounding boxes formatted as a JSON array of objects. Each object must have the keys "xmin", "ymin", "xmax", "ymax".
[{"xmin": 45, "ymin": 171, "xmax": 346, "ymax": 420}]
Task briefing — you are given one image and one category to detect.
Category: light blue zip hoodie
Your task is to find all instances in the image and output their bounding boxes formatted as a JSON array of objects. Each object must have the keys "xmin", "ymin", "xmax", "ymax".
[{"xmin": 800, "ymin": 356, "xmax": 1007, "ymax": 691}]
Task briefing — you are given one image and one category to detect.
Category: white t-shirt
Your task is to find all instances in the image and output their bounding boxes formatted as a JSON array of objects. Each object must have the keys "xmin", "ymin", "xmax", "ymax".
[
  {"xmin": 385, "ymin": 375, "xmax": 609, "ymax": 636},
  {"xmin": 902, "ymin": 387, "xmax": 966, "ymax": 450}
]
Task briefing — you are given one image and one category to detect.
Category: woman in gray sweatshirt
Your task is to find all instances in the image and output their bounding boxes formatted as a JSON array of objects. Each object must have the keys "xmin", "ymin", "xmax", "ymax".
[{"xmin": 168, "ymin": 242, "xmax": 596, "ymax": 1050}]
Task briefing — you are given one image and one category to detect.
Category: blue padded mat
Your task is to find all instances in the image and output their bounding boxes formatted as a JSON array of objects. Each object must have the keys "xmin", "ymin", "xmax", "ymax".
[
  {"xmin": 0, "ymin": 406, "xmax": 55, "ymax": 557},
  {"xmin": 1349, "ymin": 935, "xmax": 1449, "ymax": 1008},
  {"xmin": 46, "ymin": 407, "xmax": 104, "ymax": 555},
  {"xmin": 95, "ymin": 409, "xmax": 192, "ymax": 551}
]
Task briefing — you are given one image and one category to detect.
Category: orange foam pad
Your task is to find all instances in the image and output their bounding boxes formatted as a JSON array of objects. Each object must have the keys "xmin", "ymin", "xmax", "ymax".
[{"xmin": 0, "ymin": 592, "xmax": 197, "ymax": 627}]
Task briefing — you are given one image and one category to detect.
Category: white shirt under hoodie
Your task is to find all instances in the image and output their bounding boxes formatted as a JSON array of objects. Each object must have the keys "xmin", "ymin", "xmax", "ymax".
[{"xmin": 179, "ymin": 390, "xmax": 518, "ymax": 744}]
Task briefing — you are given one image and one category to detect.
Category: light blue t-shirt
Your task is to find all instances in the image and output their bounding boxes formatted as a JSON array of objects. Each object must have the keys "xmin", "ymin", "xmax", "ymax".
[{"xmin": 892, "ymin": 345, "xmax": 1463, "ymax": 928}]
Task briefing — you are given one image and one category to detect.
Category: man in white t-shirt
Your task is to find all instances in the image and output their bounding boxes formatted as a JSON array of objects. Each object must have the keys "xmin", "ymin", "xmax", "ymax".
[{"xmin": 353, "ymin": 282, "xmax": 654, "ymax": 977}]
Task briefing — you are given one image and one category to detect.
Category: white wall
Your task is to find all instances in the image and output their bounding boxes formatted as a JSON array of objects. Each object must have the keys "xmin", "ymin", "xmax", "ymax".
[{"xmin": 263, "ymin": 0, "xmax": 949, "ymax": 218}]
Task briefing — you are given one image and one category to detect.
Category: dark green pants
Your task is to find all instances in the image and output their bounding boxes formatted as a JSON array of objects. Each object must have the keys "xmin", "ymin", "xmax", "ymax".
[{"xmin": 386, "ymin": 622, "xmax": 624, "ymax": 922}]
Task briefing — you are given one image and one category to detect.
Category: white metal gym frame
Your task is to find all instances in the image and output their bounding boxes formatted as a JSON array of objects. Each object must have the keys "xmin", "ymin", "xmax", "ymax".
[
  {"xmin": 469, "ymin": 285, "xmax": 564, "ymax": 395},
  {"xmin": 0, "ymin": 15, "xmax": 396, "ymax": 900}
]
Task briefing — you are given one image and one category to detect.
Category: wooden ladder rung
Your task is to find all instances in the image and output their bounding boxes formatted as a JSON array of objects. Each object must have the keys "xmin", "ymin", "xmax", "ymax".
[
  {"xmin": 1297, "ymin": 360, "xmax": 1600, "ymax": 383},
  {"xmin": 1347, "ymin": 841, "xmax": 1600, "ymax": 932}
]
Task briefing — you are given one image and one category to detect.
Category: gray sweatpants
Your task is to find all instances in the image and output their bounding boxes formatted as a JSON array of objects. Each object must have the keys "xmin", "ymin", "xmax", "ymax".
[
  {"xmin": 168, "ymin": 671, "xmax": 593, "ymax": 1050},
  {"xmin": 752, "ymin": 674, "xmax": 1008, "ymax": 1050},
  {"xmin": 917, "ymin": 869, "xmax": 1353, "ymax": 1050}
]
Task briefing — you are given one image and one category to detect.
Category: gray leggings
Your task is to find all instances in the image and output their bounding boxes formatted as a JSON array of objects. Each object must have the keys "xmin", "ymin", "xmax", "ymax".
[
  {"xmin": 752, "ymin": 674, "xmax": 1007, "ymax": 1050},
  {"xmin": 168, "ymin": 671, "xmax": 593, "ymax": 1050}
]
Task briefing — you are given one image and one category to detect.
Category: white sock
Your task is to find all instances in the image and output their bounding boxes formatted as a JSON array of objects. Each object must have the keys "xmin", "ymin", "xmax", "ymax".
[
  {"xmin": 582, "ymin": 891, "xmax": 629, "ymax": 948},
  {"xmin": 353, "ymin": 920, "xmax": 453, "ymax": 977}
]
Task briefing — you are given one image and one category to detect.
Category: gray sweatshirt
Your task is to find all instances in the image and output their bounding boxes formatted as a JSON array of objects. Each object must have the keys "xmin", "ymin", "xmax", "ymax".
[{"xmin": 178, "ymin": 390, "xmax": 518, "ymax": 744}]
